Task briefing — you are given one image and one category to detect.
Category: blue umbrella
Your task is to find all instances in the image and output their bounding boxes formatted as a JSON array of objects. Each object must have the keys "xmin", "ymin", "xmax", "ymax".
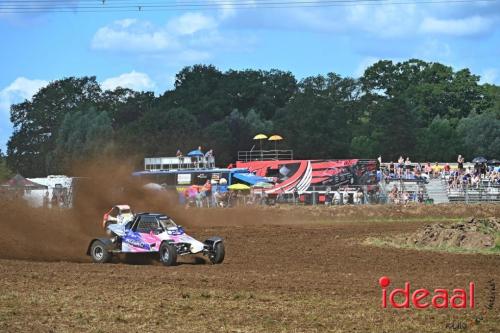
[
  {"xmin": 472, "ymin": 157, "xmax": 487, "ymax": 163},
  {"xmin": 187, "ymin": 150, "xmax": 203, "ymax": 157}
]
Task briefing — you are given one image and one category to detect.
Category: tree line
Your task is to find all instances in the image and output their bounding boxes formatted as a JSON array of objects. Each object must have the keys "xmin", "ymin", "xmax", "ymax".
[{"xmin": 4, "ymin": 59, "xmax": 500, "ymax": 177}]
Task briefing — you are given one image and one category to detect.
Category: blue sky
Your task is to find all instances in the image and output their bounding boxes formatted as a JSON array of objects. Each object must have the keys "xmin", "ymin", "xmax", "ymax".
[{"xmin": 1, "ymin": 0, "xmax": 500, "ymax": 151}]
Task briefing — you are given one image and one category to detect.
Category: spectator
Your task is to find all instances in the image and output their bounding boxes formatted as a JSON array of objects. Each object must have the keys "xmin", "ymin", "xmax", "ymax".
[
  {"xmin": 471, "ymin": 173, "xmax": 481, "ymax": 189},
  {"xmin": 43, "ymin": 190, "xmax": 49, "ymax": 208},
  {"xmin": 354, "ymin": 189, "xmax": 364, "ymax": 205},
  {"xmin": 333, "ymin": 190, "xmax": 341, "ymax": 205},
  {"xmin": 481, "ymin": 163, "xmax": 487, "ymax": 176},
  {"xmin": 201, "ymin": 180, "xmax": 212, "ymax": 206},
  {"xmin": 176, "ymin": 149, "xmax": 184, "ymax": 168},
  {"xmin": 325, "ymin": 187, "xmax": 332, "ymax": 206},
  {"xmin": 432, "ymin": 162, "xmax": 440, "ymax": 178},
  {"xmin": 389, "ymin": 184, "xmax": 398, "ymax": 203},
  {"xmin": 342, "ymin": 188, "xmax": 349, "ymax": 205},
  {"xmin": 457, "ymin": 155, "xmax": 464, "ymax": 173},
  {"xmin": 404, "ymin": 157, "xmax": 412, "ymax": 178},
  {"xmin": 205, "ymin": 149, "xmax": 214, "ymax": 168},
  {"xmin": 417, "ymin": 190, "xmax": 424, "ymax": 203},
  {"xmin": 398, "ymin": 156, "xmax": 404, "ymax": 177},
  {"xmin": 444, "ymin": 163, "xmax": 451, "ymax": 174},
  {"xmin": 424, "ymin": 162, "xmax": 432, "ymax": 177},
  {"xmin": 402, "ymin": 191, "xmax": 409, "ymax": 205}
]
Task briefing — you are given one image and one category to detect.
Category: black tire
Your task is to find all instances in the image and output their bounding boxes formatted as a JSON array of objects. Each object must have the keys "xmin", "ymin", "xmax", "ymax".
[
  {"xmin": 159, "ymin": 242, "xmax": 177, "ymax": 266},
  {"xmin": 210, "ymin": 242, "xmax": 225, "ymax": 264},
  {"xmin": 90, "ymin": 240, "xmax": 112, "ymax": 263}
]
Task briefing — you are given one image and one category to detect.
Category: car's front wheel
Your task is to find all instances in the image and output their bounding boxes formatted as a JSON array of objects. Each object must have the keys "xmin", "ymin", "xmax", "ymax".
[
  {"xmin": 210, "ymin": 242, "xmax": 225, "ymax": 264},
  {"xmin": 90, "ymin": 240, "xmax": 112, "ymax": 263},
  {"xmin": 159, "ymin": 242, "xmax": 177, "ymax": 266}
]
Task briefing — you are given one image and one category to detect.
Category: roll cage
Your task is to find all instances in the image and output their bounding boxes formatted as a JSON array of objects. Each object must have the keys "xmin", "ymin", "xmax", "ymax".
[{"xmin": 126, "ymin": 213, "xmax": 177, "ymax": 233}]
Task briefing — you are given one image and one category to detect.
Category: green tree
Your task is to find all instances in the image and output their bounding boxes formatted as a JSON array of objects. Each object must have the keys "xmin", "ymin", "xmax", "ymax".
[
  {"xmin": 415, "ymin": 116, "xmax": 460, "ymax": 161},
  {"xmin": 7, "ymin": 77, "xmax": 102, "ymax": 175},
  {"xmin": 456, "ymin": 111, "xmax": 500, "ymax": 159},
  {"xmin": 202, "ymin": 109, "xmax": 274, "ymax": 165},
  {"xmin": 129, "ymin": 107, "xmax": 200, "ymax": 156},
  {"xmin": 368, "ymin": 97, "xmax": 417, "ymax": 161},
  {"xmin": 101, "ymin": 88, "xmax": 155, "ymax": 129},
  {"xmin": 0, "ymin": 149, "xmax": 12, "ymax": 181},
  {"xmin": 362, "ymin": 60, "xmax": 490, "ymax": 126},
  {"xmin": 52, "ymin": 109, "xmax": 114, "ymax": 171},
  {"xmin": 350, "ymin": 136, "xmax": 378, "ymax": 158},
  {"xmin": 275, "ymin": 73, "xmax": 355, "ymax": 158}
]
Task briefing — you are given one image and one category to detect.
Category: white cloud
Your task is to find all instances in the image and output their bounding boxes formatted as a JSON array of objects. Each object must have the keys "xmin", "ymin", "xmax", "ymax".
[
  {"xmin": 92, "ymin": 12, "xmax": 221, "ymax": 53},
  {"xmin": 101, "ymin": 71, "xmax": 156, "ymax": 91},
  {"xmin": 414, "ymin": 39, "xmax": 452, "ymax": 60},
  {"xmin": 346, "ymin": 4, "xmax": 419, "ymax": 38},
  {"xmin": 168, "ymin": 12, "xmax": 218, "ymax": 35},
  {"xmin": 221, "ymin": 1, "xmax": 500, "ymax": 43},
  {"xmin": 0, "ymin": 77, "xmax": 48, "ymax": 114},
  {"xmin": 115, "ymin": 18, "xmax": 138, "ymax": 28},
  {"xmin": 91, "ymin": 20, "xmax": 174, "ymax": 52},
  {"xmin": 91, "ymin": 11, "xmax": 253, "ymax": 64},
  {"xmin": 420, "ymin": 16, "xmax": 493, "ymax": 36},
  {"xmin": 481, "ymin": 68, "xmax": 498, "ymax": 84}
]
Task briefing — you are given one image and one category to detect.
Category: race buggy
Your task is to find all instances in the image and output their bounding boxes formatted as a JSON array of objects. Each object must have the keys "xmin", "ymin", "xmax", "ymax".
[{"xmin": 87, "ymin": 213, "xmax": 224, "ymax": 266}]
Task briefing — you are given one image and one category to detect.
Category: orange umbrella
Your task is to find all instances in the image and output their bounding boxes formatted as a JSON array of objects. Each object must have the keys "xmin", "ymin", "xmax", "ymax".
[{"xmin": 268, "ymin": 135, "xmax": 283, "ymax": 150}]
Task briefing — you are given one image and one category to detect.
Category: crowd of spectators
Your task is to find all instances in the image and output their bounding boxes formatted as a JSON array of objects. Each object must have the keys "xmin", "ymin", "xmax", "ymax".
[
  {"xmin": 322, "ymin": 187, "xmax": 365, "ymax": 205},
  {"xmin": 387, "ymin": 184, "xmax": 425, "ymax": 204},
  {"xmin": 175, "ymin": 146, "xmax": 215, "ymax": 169},
  {"xmin": 446, "ymin": 162, "xmax": 500, "ymax": 192},
  {"xmin": 381, "ymin": 154, "xmax": 500, "ymax": 186},
  {"xmin": 380, "ymin": 156, "xmax": 432, "ymax": 182},
  {"xmin": 182, "ymin": 179, "xmax": 272, "ymax": 208},
  {"xmin": 379, "ymin": 154, "xmax": 499, "ymax": 203}
]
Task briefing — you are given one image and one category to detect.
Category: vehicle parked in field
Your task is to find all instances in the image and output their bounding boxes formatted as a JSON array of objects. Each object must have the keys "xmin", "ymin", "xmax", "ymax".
[
  {"xmin": 88, "ymin": 213, "xmax": 225, "ymax": 266},
  {"xmin": 102, "ymin": 205, "xmax": 134, "ymax": 229}
]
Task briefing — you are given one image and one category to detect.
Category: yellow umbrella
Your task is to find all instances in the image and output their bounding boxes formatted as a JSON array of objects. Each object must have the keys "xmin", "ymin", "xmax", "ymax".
[
  {"xmin": 268, "ymin": 134, "xmax": 283, "ymax": 150},
  {"xmin": 228, "ymin": 183, "xmax": 251, "ymax": 190},
  {"xmin": 253, "ymin": 134, "xmax": 268, "ymax": 140},
  {"xmin": 253, "ymin": 133, "xmax": 268, "ymax": 152}
]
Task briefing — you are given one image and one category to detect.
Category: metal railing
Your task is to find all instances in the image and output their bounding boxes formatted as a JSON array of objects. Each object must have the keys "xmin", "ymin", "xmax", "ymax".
[
  {"xmin": 144, "ymin": 156, "xmax": 215, "ymax": 171},
  {"xmin": 237, "ymin": 150, "xmax": 293, "ymax": 162},
  {"xmin": 441, "ymin": 174, "xmax": 500, "ymax": 203}
]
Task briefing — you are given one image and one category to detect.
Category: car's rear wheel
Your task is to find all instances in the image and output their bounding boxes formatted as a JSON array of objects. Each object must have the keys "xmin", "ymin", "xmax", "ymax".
[
  {"xmin": 90, "ymin": 240, "xmax": 112, "ymax": 263},
  {"xmin": 210, "ymin": 242, "xmax": 225, "ymax": 264},
  {"xmin": 159, "ymin": 242, "xmax": 177, "ymax": 266}
]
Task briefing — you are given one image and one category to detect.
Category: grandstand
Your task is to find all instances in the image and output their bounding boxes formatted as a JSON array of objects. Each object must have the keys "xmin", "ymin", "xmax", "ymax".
[{"xmin": 443, "ymin": 177, "xmax": 500, "ymax": 203}]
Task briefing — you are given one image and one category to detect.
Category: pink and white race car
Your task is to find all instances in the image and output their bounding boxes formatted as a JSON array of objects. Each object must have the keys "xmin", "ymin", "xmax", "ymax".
[{"xmin": 88, "ymin": 213, "xmax": 225, "ymax": 266}]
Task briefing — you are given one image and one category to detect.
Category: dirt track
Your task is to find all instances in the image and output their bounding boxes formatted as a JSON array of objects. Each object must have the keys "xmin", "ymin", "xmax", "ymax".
[{"xmin": 1, "ymin": 204, "xmax": 500, "ymax": 332}]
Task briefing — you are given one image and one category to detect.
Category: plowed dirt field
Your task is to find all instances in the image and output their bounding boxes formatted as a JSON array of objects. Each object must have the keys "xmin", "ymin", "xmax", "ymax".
[{"xmin": 1, "ymin": 204, "xmax": 499, "ymax": 332}]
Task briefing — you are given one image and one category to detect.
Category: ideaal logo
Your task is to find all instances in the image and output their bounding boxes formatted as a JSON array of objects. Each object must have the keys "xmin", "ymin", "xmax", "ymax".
[
  {"xmin": 379, "ymin": 276, "xmax": 474, "ymax": 309},
  {"xmin": 379, "ymin": 277, "xmax": 496, "ymax": 331}
]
